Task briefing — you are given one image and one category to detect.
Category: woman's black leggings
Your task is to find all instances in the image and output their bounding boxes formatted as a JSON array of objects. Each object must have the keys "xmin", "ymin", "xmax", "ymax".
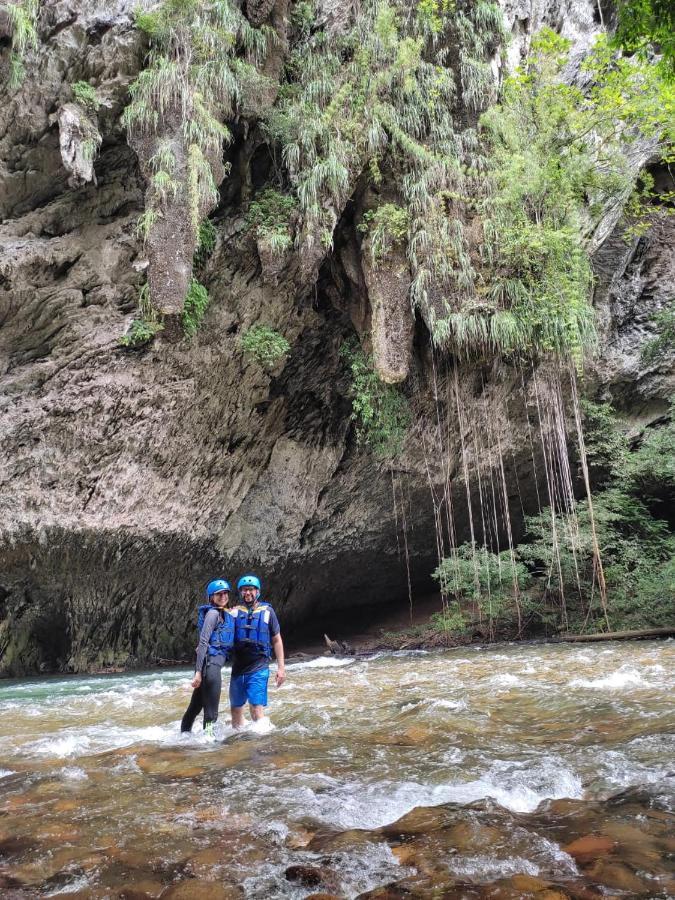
[{"xmin": 180, "ymin": 656, "xmax": 225, "ymax": 732}]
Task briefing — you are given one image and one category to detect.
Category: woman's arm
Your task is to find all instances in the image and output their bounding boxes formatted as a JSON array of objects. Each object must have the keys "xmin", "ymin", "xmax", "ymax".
[{"xmin": 192, "ymin": 609, "xmax": 219, "ymax": 687}]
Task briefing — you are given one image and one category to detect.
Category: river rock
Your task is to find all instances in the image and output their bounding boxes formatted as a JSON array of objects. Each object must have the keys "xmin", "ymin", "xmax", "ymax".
[
  {"xmin": 184, "ymin": 848, "xmax": 228, "ymax": 877},
  {"xmin": 117, "ymin": 881, "xmax": 165, "ymax": 899},
  {"xmin": 284, "ymin": 864, "xmax": 324, "ymax": 886},
  {"xmin": 583, "ymin": 859, "xmax": 651, "ymax": 893},
  {"xmin": 160, "ymin": 880, "xmax": 242, "ymax": 899},
  {"xmin": 562, "ymin": 834, "xmax": 616, "ymax": 864},
  {"xmin": 509, "ymin": 874, "xmax": 554, "ymax": 892}
]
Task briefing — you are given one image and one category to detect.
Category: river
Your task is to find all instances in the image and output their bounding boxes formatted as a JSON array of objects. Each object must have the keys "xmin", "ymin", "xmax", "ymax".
[{"xmin": 0, "ymin": 641, "xmax": 672, "ymax": 898}]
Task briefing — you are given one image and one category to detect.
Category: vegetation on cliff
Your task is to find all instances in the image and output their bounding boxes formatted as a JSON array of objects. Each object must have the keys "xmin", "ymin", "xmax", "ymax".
[
  {"xmin": 3, "ymin": 0, "xmax": 38, "ymax": 87},
  {"xmin": 432, "ymin": 401, "xmax": 675, "ymax": 638}
]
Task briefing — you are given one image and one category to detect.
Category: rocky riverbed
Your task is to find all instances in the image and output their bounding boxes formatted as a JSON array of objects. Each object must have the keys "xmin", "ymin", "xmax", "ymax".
[{"xmin": 0, "ymin": 641, "xmax": 672, "ymax": 897}]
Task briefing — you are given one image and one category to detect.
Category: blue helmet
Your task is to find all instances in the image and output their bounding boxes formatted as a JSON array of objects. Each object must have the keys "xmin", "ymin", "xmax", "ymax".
[
  {"xmin": 206, "ymin": 578, "xmax": 231, "ymax": 598},
  {"xmin": 237, "ymin": 574, "xmax": 261, "ymax": 592}
]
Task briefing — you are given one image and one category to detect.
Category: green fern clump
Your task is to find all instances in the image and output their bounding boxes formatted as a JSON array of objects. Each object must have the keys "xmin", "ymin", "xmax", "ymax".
[
  {"xmin": 340, "ymin": 341, "xmax": 410, "ymax": 458},
  {"xmin": 241, "ymin": 325, "xmax": 290, "ymax": 367},
  {"xmin": 119, "ymin": 285, "xmax": 163, "ymax": 347},
  {"xmin": 6, "ymin": 0, "xmax": 39, "ymax": 87},
  {"xmin": 119, "ymin": 318, "xmax": 163, "ymax": 348},
  {"xmin": 247, "ymin": 189, "xmax": 298, "ymax": 255},
  {"xmin": 193, "ymin": 219, "xmax": 217, "ymax": 268},
  {"xmin": 72, "ymin": 81, "xmax": 100, "ymax": 110},
  {"xmin": 182, "ymin": 279, "xmax": 210, "ymax": 336},
  {"xmin": 359, "ymin": 203, "xmax": 409, "ymax": 263},
  {"xmin": 265, "ymin": 0, "xmax": 474, "ymax": 252}
]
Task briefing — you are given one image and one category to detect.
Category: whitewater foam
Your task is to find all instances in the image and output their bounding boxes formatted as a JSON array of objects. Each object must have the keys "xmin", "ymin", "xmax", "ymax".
[
  {"xmin": 570, "ymin": 666, "xmax": 653, "ymax": 690},
  {"xmin": 290, "ymin": 656, "xmax": 355, "ymax": 670}
]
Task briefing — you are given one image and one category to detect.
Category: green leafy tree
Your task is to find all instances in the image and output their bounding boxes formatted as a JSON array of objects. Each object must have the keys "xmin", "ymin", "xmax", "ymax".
[
  {"xmin": 614, "ymin": 0, "xmax": 675, "ymax": 81},
  {"xmin": 433, "ymin": 544, "xmax": 530, "ymax": 636}
]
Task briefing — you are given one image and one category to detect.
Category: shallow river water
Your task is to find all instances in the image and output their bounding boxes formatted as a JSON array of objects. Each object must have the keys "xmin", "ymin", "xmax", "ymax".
[{"xmin": 0, "ymin": 641, "xmax": 673, "ymax": 898}]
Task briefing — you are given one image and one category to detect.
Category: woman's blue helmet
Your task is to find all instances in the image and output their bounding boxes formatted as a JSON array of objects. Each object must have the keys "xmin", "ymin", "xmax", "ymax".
[
  {"xmin": 206, "ymin": 579, "xmax": 231, "ymax": 598},
  {"xmin": 237, "ymin": 574, "xmax": 261, "ymax": 592}
]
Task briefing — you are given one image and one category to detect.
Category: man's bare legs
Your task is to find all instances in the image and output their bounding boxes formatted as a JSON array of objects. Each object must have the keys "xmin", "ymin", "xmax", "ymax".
[
  {"xmin": 249, "ymin": 703, "xmax": 265, "ymax": 721},
  {"xmin": 231, "ymin": 706, "xmax": 246, "ymax": 729},
  {"xmin": 231, "ymin": 703, "xmax": 265, "ymax": 727}
]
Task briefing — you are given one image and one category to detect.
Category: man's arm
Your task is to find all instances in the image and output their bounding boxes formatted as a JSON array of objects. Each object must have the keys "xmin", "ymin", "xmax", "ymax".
[{"xmin": 272, "ymin": 632, "xmax": 285, "ymax": 686}]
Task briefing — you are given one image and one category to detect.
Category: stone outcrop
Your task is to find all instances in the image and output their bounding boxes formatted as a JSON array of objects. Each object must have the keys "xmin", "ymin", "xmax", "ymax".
[{"xmin": 0, "ymin": 0, "xmax": 672, "ymax": 674}]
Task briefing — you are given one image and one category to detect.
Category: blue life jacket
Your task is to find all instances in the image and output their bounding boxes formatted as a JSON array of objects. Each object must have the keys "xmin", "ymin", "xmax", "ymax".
[
  {"xmin": 197, "ymin": 604, "xmax": 236, "ymax": 658},
  {"xmin": 233, "ymin": 602, "xmax": 273, "ymax": 658}
]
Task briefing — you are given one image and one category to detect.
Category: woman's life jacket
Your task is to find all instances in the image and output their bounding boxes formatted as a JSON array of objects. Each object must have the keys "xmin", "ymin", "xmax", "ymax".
[
  {"xmin": 197, "ymin": 604, "xmax": 237, "ymax": 657},
  {"xmin": 232, "ymin": 602, "xmax": 273, "ymax": 658}
]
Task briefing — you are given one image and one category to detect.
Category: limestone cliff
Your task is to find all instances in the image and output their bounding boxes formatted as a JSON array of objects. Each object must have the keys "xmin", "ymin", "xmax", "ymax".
[{"xmin": 0, "ymin": 0, "xmax": 672, "ymax": 673}]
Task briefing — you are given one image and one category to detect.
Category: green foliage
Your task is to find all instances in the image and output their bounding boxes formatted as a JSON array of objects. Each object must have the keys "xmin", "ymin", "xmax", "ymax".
[
  {"xmin": 433, "ymin": 544, "xmax": 530, "ymax": 633},
  {"xmin": 430, "ymin": 401, "xmax": 674, "ymax": 636},
  {"xmin": 247, "ymin": 189, "xmax": 298, "ymax": 255},
  {"xmin": 625, "ymin": 403, "xmax": 675, "ymax": 505},
  {"xmin": 119, "ymin": 284, "xmax": 163, "ymax": 347},
  {"xmin": 119, "ymin": 318, "xmax": 163, "ymax": 348},
  {"xmin": 264, "ymin": 0, "xmax": 501, "ymax": 257},
  {"xmin": 72, "ymin": 81, "xmax": 100, "ymax": 110},
  {"xmin": 641, "ymin": 303, "xmax": 675, "ymax": 364},
  {"xmin": 430, "ymin": 607, "xmax": 468, "ymax": 635},
  {"xmin": 520, "ymin": 488, "xmax": 674, "ymax": 631},
  {"xmin": 124, "ymin": 0, "xmax": 272, "ymax": 257},
  {"xmin": 358, "ymin": 203, "xmax": 409, "ymax": 263},
  {"xmin": 194, "ymin": 219, "xmax": 217, "ymax": 268},
  {"xmin": 466, "ymin": 29, "xmax": 673, "ymax": 366},
  {"xmin": 517, "ymin": 400, "xmax": 675, "ymax": 632},
  {"xmin": 613, "ymin": 0, "xmax": 675, "ymax": 81},
  {"xmin": 5, "ymin": 0, "xmax": 39, "ymax": 87},
  {"xmin": 580, "ymin": 399, "xmax": 627, "ymax": 485},
  {"xmin": 340, "ymin": 341, "xmax": 410, "ymax": 458},
  {"xmin": 290, "ymin": 0, "xmax": 315, "ymax": 37},
  {"xmin": 136, "ymin": 208, "xmax": 160, "ymax": 244},
  {"xmin": 265, "ymin": 4, "xmax": 671, "ymax": 368},
  {"xmin": 182, "ymin": 278, "xmax": 210, "ymax": 337},
  {"xmin": 241, "ymin": 325, "xmax": 290, "ymax": 368}
]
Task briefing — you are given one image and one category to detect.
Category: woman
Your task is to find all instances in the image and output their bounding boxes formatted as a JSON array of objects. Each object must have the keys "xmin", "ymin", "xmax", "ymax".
[{"xmin": 180, "ymin": 579, "xmax": 235, "ymax": 736}]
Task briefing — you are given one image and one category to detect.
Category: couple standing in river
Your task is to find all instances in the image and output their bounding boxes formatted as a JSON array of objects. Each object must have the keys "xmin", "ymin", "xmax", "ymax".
[{"xmin": 180, "ymin": 574, "xmax": 285, "ymax": 736}]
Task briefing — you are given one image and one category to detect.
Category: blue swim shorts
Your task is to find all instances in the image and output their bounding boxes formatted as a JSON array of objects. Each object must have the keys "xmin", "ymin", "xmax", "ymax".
[{"xmin": 229, "ymin": 669, "xmax": 269, "ymax": 708}]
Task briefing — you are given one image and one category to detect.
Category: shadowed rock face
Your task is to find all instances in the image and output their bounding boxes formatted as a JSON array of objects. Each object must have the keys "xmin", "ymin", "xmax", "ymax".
[{"xmin": 0, "ymin": 2, "xmax": 673, "ymax": 673}]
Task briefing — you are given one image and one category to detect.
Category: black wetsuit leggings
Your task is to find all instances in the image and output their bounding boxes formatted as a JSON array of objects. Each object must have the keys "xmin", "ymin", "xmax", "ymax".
[{"xmin": 180, "ymin": 655, "xmax": 226, "ymax": 732}]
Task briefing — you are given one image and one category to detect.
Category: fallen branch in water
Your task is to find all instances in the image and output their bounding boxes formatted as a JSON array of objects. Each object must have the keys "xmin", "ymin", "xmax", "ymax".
[
  {"xmin": 324, "ymin": 634, "xmax": 354, "ymax": 655},
  {"xmin": 556, "ymin": 627, "xmax": 675, "ymax": 643}
]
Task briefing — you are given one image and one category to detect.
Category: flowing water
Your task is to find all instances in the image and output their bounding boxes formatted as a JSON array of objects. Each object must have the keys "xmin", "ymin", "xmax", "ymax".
[{"xmin": 0, "ymin": 641, "xmax": 673, "ymax": 898}]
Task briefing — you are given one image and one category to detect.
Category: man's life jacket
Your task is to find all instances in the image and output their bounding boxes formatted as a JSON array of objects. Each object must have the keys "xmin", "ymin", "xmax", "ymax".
[
  {"xmin": 233, "ymin": 602, "xmax": 273, "ymax": 658},
  {"xmin": 197, "ymin": 604, "xmax": 236, "ymax": 657}
]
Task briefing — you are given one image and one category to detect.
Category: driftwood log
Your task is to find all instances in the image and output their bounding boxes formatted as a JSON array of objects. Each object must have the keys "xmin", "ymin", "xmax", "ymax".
[{"xmin": 556, "ymin": 627, "xmax": 675, "ymax": 643}]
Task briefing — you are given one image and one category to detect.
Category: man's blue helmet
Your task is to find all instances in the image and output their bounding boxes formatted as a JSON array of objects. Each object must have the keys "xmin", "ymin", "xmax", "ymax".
[
  {"xmin": 206, "ymin": 579, "xmax": 231, "ymax": 598},
  {"xmin": 237, "ymin": 574, "xmax": 261, "ymax": 592}
]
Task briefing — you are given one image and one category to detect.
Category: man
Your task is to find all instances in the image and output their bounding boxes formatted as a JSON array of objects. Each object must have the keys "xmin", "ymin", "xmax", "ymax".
[
  {"xmin": 229, "ymin": 574, "xmax": 285, "ymax": 729},
  {"xmin": 181, "ymin": 579, "xmax": 235, "ymax": 737}
]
